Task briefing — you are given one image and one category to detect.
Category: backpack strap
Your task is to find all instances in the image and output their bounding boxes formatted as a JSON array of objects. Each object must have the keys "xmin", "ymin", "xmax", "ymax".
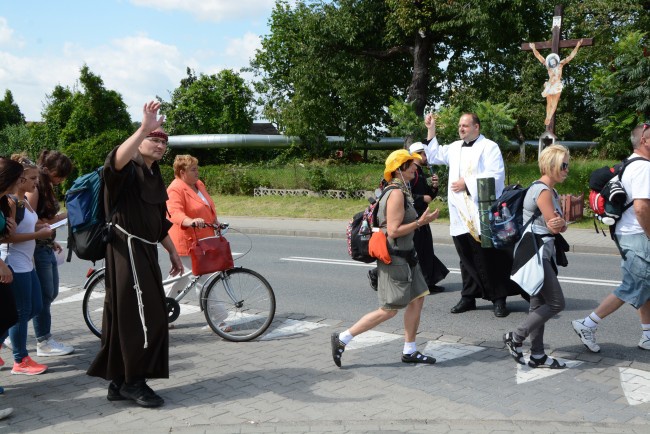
[
  {"xmin": 6, "ymin": 195, "xmax": 26, "ymax": 227},
  {"xmin": 371, "ymin": 185, "xmax": 406, "ymax": 228}
]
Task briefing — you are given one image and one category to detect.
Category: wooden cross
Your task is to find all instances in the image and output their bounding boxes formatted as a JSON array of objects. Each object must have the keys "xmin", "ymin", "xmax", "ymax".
[{"xmin": 521, "ymin": 4, "xmax": 593, "ymax": 135}]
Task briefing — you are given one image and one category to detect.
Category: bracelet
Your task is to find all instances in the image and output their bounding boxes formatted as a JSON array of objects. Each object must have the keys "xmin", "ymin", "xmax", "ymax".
[{"xmin": 415, "ymin": 220, "xmax": 421, "ymax": 228}]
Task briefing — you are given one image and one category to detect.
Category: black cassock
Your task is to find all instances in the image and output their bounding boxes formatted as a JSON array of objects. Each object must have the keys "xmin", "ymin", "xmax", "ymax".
[{"xmin": 410, "ymin": 164, "xmax": 449, "ymax": 288}]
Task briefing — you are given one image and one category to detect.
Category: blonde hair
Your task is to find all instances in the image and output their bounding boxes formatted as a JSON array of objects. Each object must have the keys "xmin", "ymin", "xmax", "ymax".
[
  {"xmin": 538, "ymin": 144, "xmax": 570, "ymax": 178},
  {"xmin": 11, "ymin": 152, "xmax": 37, "ymax": 170},
  {"xmin": 173, "ymin": 155, "xmax": 199, "ymax": 178}
]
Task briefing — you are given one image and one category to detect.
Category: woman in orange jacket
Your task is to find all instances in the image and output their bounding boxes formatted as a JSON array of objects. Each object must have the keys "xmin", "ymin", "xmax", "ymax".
[{"xmin": 165, "ymin": 155, "xmax": 219, "ymax": 296}]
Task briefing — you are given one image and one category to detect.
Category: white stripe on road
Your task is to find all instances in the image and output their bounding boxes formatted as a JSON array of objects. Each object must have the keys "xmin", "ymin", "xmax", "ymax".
[
  {"xmin": 620, "ymin": 367, "xmax": 650, "ymax": 405},
  {"xmin": 281, "ymin": 256, "xmax": 621, "ymax": 287}
]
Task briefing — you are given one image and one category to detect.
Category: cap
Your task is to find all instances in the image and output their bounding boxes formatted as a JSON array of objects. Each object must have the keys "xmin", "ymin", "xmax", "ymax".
[
  {"xmin": 409, "ymin": 142, "xmax": 425, "ymax": 155},
  {"xmin": 383, "ymin": 149, "xmax": 421, "ymax": 182},
  {"xmin": 147, "ymin": 129, "xmax": 168, "ymax": 142}
]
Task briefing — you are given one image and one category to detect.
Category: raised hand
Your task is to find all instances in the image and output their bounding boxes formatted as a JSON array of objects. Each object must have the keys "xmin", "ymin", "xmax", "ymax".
[{"xmin": 141, "ymin": 101, "xmax": 165, "ymax": 133}]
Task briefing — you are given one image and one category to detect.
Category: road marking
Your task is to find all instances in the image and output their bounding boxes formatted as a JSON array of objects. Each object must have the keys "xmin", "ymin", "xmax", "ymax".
[
  {"xmin": 419, "ymin": 341, "xmax": 484, "ymax": 364},
  {"xmin": 281, "ymin": 256, "xmax": 620, "ymax": 287},
  {"xmin": 261, "ymin": 318, "xmax": 326, "ymax": 340},
  {"xmin": 619, "ymin": 367, "xmax": 650, "ymax": 405},
  {"xmin": 344, "ymin": 330, "xmax": 402, "ymax": 350},
  {"xmin": 516, "ymin": 359, "xmax": 582, "ymax": 384}
]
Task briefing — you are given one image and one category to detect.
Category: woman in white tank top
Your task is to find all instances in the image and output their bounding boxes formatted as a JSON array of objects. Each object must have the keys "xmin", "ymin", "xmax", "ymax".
[{"xmin": 0, "ymin": 156, "xmax": 53, "ymax": 376}]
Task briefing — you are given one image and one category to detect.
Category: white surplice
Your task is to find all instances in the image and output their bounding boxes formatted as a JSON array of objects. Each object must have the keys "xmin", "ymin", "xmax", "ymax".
[{"xmin": 424, "ymin": 135, "xmax": 505, "ymax": 240}]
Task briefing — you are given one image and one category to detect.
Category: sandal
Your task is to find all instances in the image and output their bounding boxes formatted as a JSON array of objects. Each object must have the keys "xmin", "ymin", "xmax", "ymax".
[
  {"xmin": 401, "ymin": 351, "xmax": 436, "ymax": 364},
  {"xmin": 330, "ymin": 332, "xmax": 345, "ymax": 368},
  {"xmin": 527, "ymin": 354, "xmax": 566, "ymax": 369},
  {"xmin": 503, "ymin": 332, "xmax": 525, "ymax": 365}
]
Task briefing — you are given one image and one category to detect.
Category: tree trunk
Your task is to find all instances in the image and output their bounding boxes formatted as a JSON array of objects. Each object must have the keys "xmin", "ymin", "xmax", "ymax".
[{"xmin": 406, "ymin": 32, "xmax": 433, "ymax": 118}]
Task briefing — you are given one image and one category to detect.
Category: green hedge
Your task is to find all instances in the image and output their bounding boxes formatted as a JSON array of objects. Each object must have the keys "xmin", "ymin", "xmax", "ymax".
[{"xmin": 159, "ymin": 157, "xmax": 617, "ymax": 198}]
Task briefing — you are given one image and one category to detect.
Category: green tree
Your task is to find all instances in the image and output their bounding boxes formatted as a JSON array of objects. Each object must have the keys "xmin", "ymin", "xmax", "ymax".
[
  {"xmin": 40, "ymin": 65, "xmax": 132, "ymax": 173},
  {"xmin": 590, "ymin": 31, "xmax": 650, "ymax": 158},
  {"xmin": 250, "ymin": 0, "xmax": 559, "ymax": 151},
  {"xmin": 158, "ymin": 68, "xmax": 255, "ymax": 135},
  {"xmin": 0, "ymin": 89, "xmax": 25, "ymax": 130}
]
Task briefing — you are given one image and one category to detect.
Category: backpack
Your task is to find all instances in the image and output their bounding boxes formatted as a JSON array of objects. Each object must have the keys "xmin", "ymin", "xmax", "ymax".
[
  {"xmin": 346, "ymin": 185, "xmax": 401, "ymax": 263},
  {"xmin": 65, "ymin": 167, "xmax": 118, "ymax": 263},
  {"xmin": 489, "ymin": 182, "xmax": 542, "ymax": 250},
  {"xmin": 588, "ymin": 157, "xmax": 647, "ymax": 227}
]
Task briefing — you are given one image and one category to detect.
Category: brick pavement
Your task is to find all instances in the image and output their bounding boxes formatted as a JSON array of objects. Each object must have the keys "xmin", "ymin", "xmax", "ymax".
[
  {"xmin": 1, "ymin": 218, "xmax": 646, "ymax": 433},
  {"xmin": 1, "ymin": 282, "xmax": 650, "ymax": 433}
]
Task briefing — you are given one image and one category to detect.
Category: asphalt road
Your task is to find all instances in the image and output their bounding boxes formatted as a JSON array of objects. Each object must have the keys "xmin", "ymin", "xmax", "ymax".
[{"xmin": 57, "ymin": 229, "xmax": 648, "ymax": 364}]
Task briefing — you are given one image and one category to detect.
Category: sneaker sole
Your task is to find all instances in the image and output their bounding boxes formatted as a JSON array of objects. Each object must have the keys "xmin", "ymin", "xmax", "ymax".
[
  {"xmin": 11, "ymin": 368, "xmax": 47, "ymax": 376},
  {"xmin": 36, "ymin": 350, "xmax": 75, "ymax": 357}
]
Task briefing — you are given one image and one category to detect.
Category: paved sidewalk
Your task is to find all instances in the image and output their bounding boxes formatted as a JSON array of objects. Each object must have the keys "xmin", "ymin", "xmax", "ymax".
[{"xmin": 2, "ymin": 217, "xmax": 646, "ymax": 433}]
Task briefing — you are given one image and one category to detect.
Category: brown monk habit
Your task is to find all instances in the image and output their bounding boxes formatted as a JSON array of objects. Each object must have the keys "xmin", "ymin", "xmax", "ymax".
[{"xmin": 87, "ymin": 148, "xmax": 172, "ymax": 383}]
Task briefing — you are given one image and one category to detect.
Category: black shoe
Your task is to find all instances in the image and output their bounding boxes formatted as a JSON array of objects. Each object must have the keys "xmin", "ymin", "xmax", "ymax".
[
  {"xmin": 428, "ymin": 285, "xmax": 445, "ymax": 294},
  {"xmin": 401, "ymin": 351, "xmax": 436, "ymax": 364},
  {"xmin": 119, "ymin": 380, "xmax": 164, "ymax": 408},
  {"xmin": 107, "ymin": 380, "xmax": 126, "ymax": 401},
  {"xmin": 450, "ymin": 298, "xmax": 476, "ymax": 314},
  {"xmin": 367, "ymin": 269, "xmax": 378, "ymax": 291},
  {"xmin": 493, "ymin": 302, "xmax": 510, "ymax": 318},
  {"xmin": 330, "ymin": 332, "xmax": 346, "ymax": 368}
]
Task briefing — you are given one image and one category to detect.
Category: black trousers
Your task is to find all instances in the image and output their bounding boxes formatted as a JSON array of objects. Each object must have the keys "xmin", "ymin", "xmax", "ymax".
[
  {"xmin": 452, "ymin": 233, "xmax": 519, "ymax": 302},
  {"xmin": 413, "ymin": 224, "xmax": 449, "ymax": 288}
]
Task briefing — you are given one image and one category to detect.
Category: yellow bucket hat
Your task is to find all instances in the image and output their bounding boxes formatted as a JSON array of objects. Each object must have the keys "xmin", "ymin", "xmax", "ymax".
[{"xmin": 383, "ymin": 149, "xmax": 421, "ymax": 182}]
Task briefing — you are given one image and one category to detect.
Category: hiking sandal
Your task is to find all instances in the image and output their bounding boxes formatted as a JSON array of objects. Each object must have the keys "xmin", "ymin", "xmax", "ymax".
[
  {"xmin": 503, "ymin": 332, "xmax": 525, "ymax": 365},
  {"xmin": 331, "ymin": 332, "xmax": 345, "ymax": 368},
  {"xmin": 401, "ymin": 351, "xmax": 436, "ymax": 364},
  {"xmin": 527, "ymin": 354, "xmax": 566, "ymax": 369}
]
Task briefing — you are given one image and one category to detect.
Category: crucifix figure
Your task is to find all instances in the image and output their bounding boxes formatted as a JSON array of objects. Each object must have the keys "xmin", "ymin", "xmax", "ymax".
[{"xmin": 521, "ymin": 5, "xmax": 593, "ymax": 134}]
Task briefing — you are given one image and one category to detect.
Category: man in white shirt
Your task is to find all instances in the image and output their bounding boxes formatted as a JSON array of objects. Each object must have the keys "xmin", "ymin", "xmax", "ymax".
[
  {"xmin": 572, "ymin": 123, "xmax": 650, "ymax": 352},
  {"xmin": 423, "ymin": 113, "xmax": 519, "ymax": 317}
]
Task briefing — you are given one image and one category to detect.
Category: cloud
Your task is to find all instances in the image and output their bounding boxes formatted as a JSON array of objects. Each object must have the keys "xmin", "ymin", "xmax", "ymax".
[
  {"xmin": 0, "ymin": 17, "xmax": 24, "ymax": 48},
  {"xmin": 0, "ymin": 34, "xmax": 196, "ymax": 121},
  {"xmin": 130, "ymin": 0, "xmax": 276, "ymax": 22},
  {"xmin": 223, "ymin": 32, "xmax": 262, "ymax": 71}
]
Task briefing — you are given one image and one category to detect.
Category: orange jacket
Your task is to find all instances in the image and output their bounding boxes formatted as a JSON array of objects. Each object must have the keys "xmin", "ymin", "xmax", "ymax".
[{"xmin": 166, "ymin": 178, "xmax": 218, "ymax": 256}]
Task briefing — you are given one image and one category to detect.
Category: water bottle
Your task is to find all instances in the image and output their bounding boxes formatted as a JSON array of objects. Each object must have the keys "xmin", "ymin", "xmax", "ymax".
[
  {"xmin": 360, "ymin": 219, "xmax": 371, "ymax": 239},
  {"xmin": 493, "ymin": 212, "xmax": 507, "ymax": 241},
  {"xmin": 501, "ymin": 203, "xmax": 516, "ymax": 238}
]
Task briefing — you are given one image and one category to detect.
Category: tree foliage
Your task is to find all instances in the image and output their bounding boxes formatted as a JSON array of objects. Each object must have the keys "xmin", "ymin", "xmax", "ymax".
[
  {"xmin": 158, "ymin": 68, "xmax": 255, "ymax": 135},
  {"xmin": 590, "ymin": 31, "xmax": 650, "ymax": 158},
  {"xmin": 0, "ymin": 89, "xmax": 25, "ymax": 130},
  {"xmin": 40, "ymin": 65, "xmax": 132, "ymax": 173},
  {"xmin": 251, "ymin": 0, "xmax": 647, "ymax": 152}
]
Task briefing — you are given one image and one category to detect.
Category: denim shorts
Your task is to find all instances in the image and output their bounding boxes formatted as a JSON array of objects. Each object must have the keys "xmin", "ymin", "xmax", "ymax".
[{"xmin": 613, "ymin": 234, "xmax": 650, "ymax": 309}]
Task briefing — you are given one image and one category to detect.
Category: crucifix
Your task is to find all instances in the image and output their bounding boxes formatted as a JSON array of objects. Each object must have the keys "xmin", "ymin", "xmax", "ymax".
[{"xmin": 521, "ymin": 4, "xmax": 593, "ymax": 136}]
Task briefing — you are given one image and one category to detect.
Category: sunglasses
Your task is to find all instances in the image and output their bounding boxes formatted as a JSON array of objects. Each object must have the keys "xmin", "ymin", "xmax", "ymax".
[{"xmin": 560, "ymin": 162, "xmax": 569, "ymax": 171}]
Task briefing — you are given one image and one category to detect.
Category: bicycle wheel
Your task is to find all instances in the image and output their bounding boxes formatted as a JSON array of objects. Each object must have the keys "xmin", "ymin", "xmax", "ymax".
[
  {"xmin": 203, "ymin": 267, "xmax": 276, "ymax": 342},
  {"xmin": 82, "ymin": 270, "xmax": 106, "ymax": 338}
]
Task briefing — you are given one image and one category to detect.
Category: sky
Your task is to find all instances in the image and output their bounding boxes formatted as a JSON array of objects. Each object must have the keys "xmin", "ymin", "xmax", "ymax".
[{"xmin": 0, "ymin": 0, "xmax": 280, "ymax": 122}]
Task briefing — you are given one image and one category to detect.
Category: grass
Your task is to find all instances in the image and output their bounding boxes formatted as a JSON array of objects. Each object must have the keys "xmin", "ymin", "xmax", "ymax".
[{"xmin": 215, "ymin": 194, "xmax": 597, "ymax": 229}]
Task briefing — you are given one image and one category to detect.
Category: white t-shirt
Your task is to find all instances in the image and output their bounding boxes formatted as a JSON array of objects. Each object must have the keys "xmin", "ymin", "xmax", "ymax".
[
  {"xmin": 0, "ymin": 198, "xmax": 37, "ymax": 273},
  {"xmin": 617, "ymin": 153, "xmax": 650, "ymax": 235}
]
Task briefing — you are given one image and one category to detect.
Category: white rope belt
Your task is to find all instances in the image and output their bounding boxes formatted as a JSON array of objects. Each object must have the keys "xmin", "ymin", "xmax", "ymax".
[{"xmin": 114, "ymin": 223, "xmax": 158, "ymax": 349}]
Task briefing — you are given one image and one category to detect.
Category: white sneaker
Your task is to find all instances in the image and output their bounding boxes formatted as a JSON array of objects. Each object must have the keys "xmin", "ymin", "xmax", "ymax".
[
  {"xmin": 572, "ymin": 320, "xmax": 600, "ymax": 353},
  {"xmin": 36, "ymin": 338, "xmax": 74, "ymax": 357},
  {"xmin": 639, "ymin": 336, "xmax": 650, "ymax": 350},
  {"xmin": 0, "ymin": 407, "xmax": 13, "ymax": 421}
]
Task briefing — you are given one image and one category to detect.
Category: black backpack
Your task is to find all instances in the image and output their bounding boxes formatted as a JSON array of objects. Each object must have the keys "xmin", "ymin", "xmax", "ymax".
[
  {"xmin": 346, "ymin": 185, "xmax": 403, "ymax": 263},
  {"xmin": 65, "ymin": 167, "xmax": 129, "ymax": 263},
  {"xmin": 489, "ymin": 182, "xmax": 542, "ymax": 250},
  {"xmin": 588, "ymin": 157, "xmax": 648, "ymax": 228}
]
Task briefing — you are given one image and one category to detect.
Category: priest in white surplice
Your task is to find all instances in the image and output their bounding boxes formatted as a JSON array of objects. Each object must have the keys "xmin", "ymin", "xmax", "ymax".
[{"xmin": 423, "ymin": 113, "xmax": 521, "ymax": 317}]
